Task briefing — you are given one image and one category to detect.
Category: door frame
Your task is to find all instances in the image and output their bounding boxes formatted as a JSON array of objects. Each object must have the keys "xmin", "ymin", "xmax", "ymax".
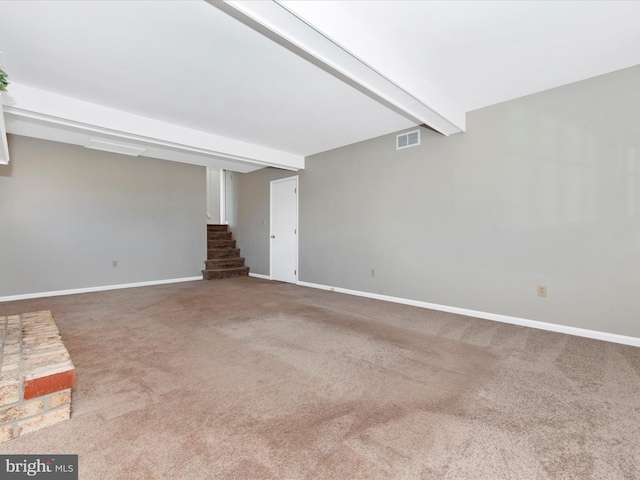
[
  {"xmin": 270, "ymin": 175, "xmax": 299, "ymax": 283},
  {"xmin": 206, "ymin": 167, "xmax": 222, "ymax": 225},
  {"xmin": 220, "ymin": 169, "xmax": 226, "ymax": 224}
]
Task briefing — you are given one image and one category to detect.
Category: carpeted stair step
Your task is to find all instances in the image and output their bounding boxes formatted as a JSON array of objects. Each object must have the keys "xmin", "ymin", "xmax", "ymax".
[
  {"xmin": 207, "ymin": 231, "xmax": 232, "ymax": 241},
  {"xmin": 203, "ymin": 225, "xmax": 248, "ymax": 280},
  {"xmin": 207, "ymin": 248, "xmax": 241, "ymax": 259},
  {"xmin": 205, "ymin": 257, "xmax": 246, "ymax": 269},
  {"xmin": 207, "ymin": 224, "xmax": 228, "ymax": 232},
  {"xmin": 202, "ymin": 267, "xmax": 250, "ymax": 279},
  {"xmin": 208, "ymin": 239, "xmax": 236, "ymax": 249}
]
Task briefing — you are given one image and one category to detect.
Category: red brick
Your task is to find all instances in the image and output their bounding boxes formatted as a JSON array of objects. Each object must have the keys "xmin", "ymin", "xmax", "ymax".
[{"xmin": 24, "ymin": 370, "xmax": 76, "ymax": 400}]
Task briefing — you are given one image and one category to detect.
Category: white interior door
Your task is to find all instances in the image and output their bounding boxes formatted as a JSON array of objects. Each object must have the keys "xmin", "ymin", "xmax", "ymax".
[{"xmin": 270, "ymin": 176, "xmax": 298, "ymax": 283}]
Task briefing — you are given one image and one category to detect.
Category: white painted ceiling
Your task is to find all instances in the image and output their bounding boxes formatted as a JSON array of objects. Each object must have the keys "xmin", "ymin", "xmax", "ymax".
[
  {"xmin": 1, "ymin": 0, "xmax": 639, "ymax": 170},
  {"xmin": 291, "ymin": 0, "xmax": 640, "ymax": 113}
]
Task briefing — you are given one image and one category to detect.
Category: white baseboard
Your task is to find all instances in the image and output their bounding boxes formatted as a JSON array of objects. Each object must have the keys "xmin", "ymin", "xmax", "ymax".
[
  {"xmin": 296, "ymin": 281, "xmax": 640, "ymax": 348},
  {"xmin": 0, "ymin": 276, "xmax": 202, "ymax": 303},
  {"xmin": 249, "ymin": 273, "xmax": 271, "ymax": 280}
]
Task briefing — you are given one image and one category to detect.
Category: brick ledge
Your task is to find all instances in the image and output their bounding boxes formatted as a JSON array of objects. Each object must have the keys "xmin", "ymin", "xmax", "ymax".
[{"xmin": 0, "ymin": 311, "xmax": 76, "ymax": 442}]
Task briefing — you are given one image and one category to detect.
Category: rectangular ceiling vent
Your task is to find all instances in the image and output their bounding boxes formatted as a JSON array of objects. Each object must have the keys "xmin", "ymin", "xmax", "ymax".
[{"xmin": 396, "ymin": 129, "xmax": 420, "ymax": 150}]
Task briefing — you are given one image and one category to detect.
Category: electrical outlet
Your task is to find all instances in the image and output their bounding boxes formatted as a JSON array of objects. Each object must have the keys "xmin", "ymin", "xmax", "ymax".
[
  {"xmin": 112, "ymin": 260, "xmax": 118, "ymax": 268},
  {"xmin": 371, "ymin": 269, "xmax": 376, "ymax": 277},
  {"xmin": 537, "ymin": 285, "xmax": 547, "ymax": 297},
  {"xmin": 330, "ymin": 287, "xmax": 335, "ymax": 292}
]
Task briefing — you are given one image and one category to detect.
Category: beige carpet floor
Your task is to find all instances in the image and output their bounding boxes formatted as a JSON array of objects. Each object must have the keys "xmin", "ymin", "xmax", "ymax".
[{"xmin": 1, "ymin": 277, "xmax": 639, "ymax": 479}]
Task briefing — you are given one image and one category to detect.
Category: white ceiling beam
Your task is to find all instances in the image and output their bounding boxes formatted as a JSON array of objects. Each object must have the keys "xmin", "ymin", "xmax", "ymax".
[
  {"xmin": 215, "ymin": 0, "xmax": 465, "ymax": 135},
  {"xmin": 1, "ymin": 83, "xmax": 304, "ymax": 171},
  {"xmin": 0, "ymin": 95, "xmax": 9, "ymax": 165},
  {"xmin": 5, "ymin": 117, "xmax": 266, "ymax": 173}
]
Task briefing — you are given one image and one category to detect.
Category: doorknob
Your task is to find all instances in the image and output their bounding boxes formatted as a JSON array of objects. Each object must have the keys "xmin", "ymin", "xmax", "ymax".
[{"xmin": 271, "ymin": 235, "xmax": 276, "ymax": 238}]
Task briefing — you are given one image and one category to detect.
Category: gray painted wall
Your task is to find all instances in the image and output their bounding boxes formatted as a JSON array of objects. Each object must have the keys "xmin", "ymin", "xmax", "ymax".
[
  {"xmin": 237, "ymin": 65, "xmax": 640, "ymax": 338},
  {"xmin": 0, "ymin": 135, "xmax": 206, "ymax": 296}
]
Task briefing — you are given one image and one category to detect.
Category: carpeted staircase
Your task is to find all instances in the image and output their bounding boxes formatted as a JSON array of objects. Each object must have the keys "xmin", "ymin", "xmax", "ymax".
[{"xmin": 202, "ymin": 224, "xmax": 249, "ymax": 279}]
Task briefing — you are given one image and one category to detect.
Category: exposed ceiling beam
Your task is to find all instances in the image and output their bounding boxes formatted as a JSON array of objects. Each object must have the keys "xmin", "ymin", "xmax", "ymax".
[
  {"xmin": 1, "ymin": 83, "xmax": 304, "ymax": 172},
  {"xmin": 212, "ymin": 0, "xmax": 465, "ymax": 136},
  {"xmin": 0, "ymin": 95, "xmax": 9, "ymax": 165}
]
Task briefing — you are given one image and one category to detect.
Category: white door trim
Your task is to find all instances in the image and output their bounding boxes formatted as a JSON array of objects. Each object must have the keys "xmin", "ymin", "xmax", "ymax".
[
  {"xmin": 270, "ymin": 175, "xmax": 299, "ymax": 284},
  {"xmin": 220, "ymin": 169, "xmax": 226, "ymax": 224},
  {"xmin": 206, "ymin": 167, "xmax": 212, "ymax": 222}
]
